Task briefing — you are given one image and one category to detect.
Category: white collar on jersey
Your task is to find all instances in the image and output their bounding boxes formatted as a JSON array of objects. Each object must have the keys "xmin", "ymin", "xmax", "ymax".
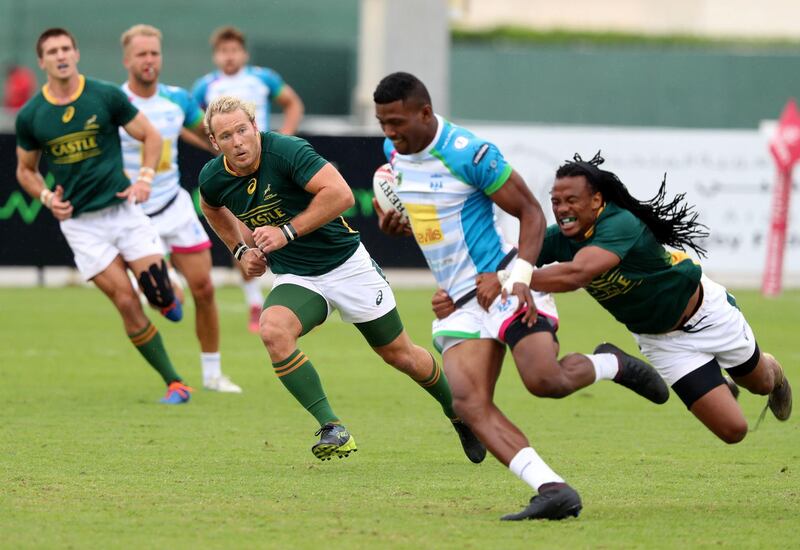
[{"xmin": 401, "ymin": 114, "xmax": 444, "ymax": 160}]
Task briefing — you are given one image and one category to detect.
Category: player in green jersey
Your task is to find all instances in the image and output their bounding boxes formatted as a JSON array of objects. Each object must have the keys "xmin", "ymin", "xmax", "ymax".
[
  {"xmin": 198, "ymin": 95, "xmax": 484, "ymax": 461},
  {"xmin": 15, "ymin": 28, "xmax": 192, "ymax": 404},
  {"xmin": 435, "ymin": 152, "xmax": 792, "ymax": 443}
]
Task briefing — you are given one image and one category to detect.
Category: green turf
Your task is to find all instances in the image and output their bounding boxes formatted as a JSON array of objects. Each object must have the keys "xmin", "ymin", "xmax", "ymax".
[{"xmin": 1, "ymin": 286, "xmax": 797, "ymax": 548}]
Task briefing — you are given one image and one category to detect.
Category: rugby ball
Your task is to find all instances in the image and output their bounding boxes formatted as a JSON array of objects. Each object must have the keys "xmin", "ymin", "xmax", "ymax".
[{"xmin": 372, "ymin": 163, "xmax": 408, "ymax": 222}]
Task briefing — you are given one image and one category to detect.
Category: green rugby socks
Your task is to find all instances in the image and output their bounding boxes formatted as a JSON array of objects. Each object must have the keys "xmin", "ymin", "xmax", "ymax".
[
  {"xmin": 129, "ymin": 322, "xmax": 181, "ymax": 384},
  {"xmin": 416, "ymin": 352, "xmax": 458, "ymax": 420},
  {"xmin": 273, "ymin": 349, "xmax": 339, "ymax": 426}
]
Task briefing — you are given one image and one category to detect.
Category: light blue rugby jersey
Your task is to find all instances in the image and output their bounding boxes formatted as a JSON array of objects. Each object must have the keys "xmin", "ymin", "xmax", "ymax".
[
  {"xmin": 119, "ymin": 82, "xmax": 204, "ymax": 215},
  {"xmin": 385, "ymin": 115, "xmax": 514, "ymax": 301},
  {"xmin": 191, "ymin": 65, "xmax": 284, "ymax": 131}
]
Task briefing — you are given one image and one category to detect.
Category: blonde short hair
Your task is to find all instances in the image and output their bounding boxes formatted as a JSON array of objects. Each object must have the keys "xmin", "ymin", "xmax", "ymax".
[
  {"xmin": 204, "ymin": 96, "xmax": 256, "ymax": 135},
  {"xmin": 121, "ymin": 24, "xmax": 162, "ymax": 53}
]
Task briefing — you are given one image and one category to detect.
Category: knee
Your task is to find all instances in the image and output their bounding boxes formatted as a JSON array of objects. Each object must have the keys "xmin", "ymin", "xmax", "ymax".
[
  {"xmin": 717, "ymin": 421, "xmax": 748, "ymax": 444},
  {"xmin": 113, "ymin": 289, "xmax": 143, "ymax": 318},
  {"xmin": 380, "ymin": 347, "xmax": 416, "ymax": 372},
  {"xmin": 452, "ymin": 395, "xmax": 489, "ymax": 425},
  {"xmin": 190, "ymin": 277, "xmax": 215, "ymax": 305},
  {"xmin": 259, "ymin": 318, "xmax": 293, "ymax": 352}
]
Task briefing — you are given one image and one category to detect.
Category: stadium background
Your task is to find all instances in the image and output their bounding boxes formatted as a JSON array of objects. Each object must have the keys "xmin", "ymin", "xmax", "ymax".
[{"xmin": 1, "ymin": 0, "xmax": 799, "ymax": 284}]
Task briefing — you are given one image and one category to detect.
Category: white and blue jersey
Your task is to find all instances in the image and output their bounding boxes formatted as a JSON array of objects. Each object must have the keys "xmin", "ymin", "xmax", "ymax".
[
  {"xmin": 191, "ymin": 66, "xmax": 284, "ymax": 131},
  {"xmin": 385, "ymin": 115, "xmax": 514, "ymax": 302},
  {"xmin": 120, "ymin": 82, "xmax": 204, "ymax": 215}
]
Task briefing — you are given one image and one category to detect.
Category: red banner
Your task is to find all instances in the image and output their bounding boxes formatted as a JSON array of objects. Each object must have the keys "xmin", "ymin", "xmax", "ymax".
[{"xmin": 763, "ymin": 99, "xmax": 799, "ymax": 296}]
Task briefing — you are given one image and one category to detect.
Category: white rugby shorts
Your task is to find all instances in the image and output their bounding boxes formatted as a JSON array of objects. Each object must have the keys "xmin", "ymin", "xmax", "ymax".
[
  {"xmin": 271, "ymin": 243, "xmax": 397, "ymax": 324},
  {"xmin": 633, "ymin": 275, "xmax": 758, "ymax": 386},
  {"xmin": 60, "ymin": 200, "xmax": 163, "ymax": 280},
  {"xmin": 432, "ymin": 288, "xmax": 559, "ymax": 354},
  {"xmin": 146, "ymin": 188, "xmax": 211, "ymax": 255}
]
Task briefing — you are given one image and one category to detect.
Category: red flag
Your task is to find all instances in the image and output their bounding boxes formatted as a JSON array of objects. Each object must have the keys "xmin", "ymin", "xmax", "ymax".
[{"xmin": 769, "ymin": 99, "xmax": 800, "ymax": 172}]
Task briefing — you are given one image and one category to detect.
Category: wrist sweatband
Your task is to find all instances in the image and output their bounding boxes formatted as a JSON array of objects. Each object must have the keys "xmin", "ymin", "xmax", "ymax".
[
  {"xmin": 502, "ymin": 259, "xmax": 534, "ymax": 292},
  {"xmin": 232, "ymin": 242, "xmax": 249, "ymax": 261},
  {"xmin": 280, "ymin": 223, "xmax": 298, "ymax": 242}
]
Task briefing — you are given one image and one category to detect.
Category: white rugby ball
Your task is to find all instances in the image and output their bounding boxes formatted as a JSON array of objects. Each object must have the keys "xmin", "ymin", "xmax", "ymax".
[{"xmin": 372, "ymin": 163, "xmax": 408, "ymax": 222}]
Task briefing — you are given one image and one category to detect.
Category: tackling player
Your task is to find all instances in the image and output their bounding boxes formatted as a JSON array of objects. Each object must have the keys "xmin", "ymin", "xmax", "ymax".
[
  {"xmin": 197, "ymin": 96, "xmax": 483, "ymax": 462},
  {"xmin": 15, "ymin": 28, "xmax": 192, "ymax": 404},
  {"xmin": 119, "ymin": 24, "xmax": 241, "ymax": 393}
]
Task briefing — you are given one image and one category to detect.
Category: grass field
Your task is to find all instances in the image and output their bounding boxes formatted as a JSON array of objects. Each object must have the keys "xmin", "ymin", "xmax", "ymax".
[{"xmin": 1, "ymin": 286, "xmax": 798, "ymax": 549}]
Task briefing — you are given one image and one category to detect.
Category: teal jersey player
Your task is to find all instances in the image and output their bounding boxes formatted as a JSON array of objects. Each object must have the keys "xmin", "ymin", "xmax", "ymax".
[{"xmin": 199, "ymin": 131, "xmax": 360, "ymax": 276}]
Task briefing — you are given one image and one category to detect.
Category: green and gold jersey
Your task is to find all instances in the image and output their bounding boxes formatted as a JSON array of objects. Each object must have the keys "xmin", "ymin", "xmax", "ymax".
[
  {"xmin": 15, "ymin": 76, "xmax": 139, "ymax": 216},
  {"xmin": 538, "ymin": 202, "xmax": 702, "ymax": 334},
  {"xmin": 199, "ymin": 132, "xmax": 360, "ymax": 276}
]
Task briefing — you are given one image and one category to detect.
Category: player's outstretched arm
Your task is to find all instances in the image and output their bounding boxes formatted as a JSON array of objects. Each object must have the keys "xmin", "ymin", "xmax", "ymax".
[
  {"xmin": 532, "ymin": 246, "xmax": 620, "ymax": 293},
  {"xmin": 16, "ymin": 147, "xmax": 73, "ymax": 220}
]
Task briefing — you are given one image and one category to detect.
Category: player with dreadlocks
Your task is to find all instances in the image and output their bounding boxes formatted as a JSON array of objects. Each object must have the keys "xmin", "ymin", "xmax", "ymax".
[{"xmin": 434, "ymin": 152, "xmax": 792, "ymax": 443}]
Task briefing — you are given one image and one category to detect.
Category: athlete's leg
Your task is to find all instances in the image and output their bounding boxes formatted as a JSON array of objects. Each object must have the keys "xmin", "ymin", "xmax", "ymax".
[
  {"xmin": 671, "ymin": 359, "xmax": 748, "ymax": 444},
  {"xmin": 93, "ymin": 255, "xmax": 185, "ymax": 390},
  {"xmin": 172, "ymin": 249, "xmax": 218, "ymax": 354}
]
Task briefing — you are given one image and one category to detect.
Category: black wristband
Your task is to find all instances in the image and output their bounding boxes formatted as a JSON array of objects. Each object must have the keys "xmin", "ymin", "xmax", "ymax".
[
  {"xmin": 232, "ymin": 242, "xmax": 248, "ymax": 261},
  {"xmin": 281, "ymin": 223, "xmax": 298, "ymax": 242}
]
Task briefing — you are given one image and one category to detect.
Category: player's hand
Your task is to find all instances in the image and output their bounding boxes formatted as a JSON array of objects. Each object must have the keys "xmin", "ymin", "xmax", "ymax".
[
  {"xmin": 431, "ymin": 288, "xmax": 455, "ymax": 319},
  {"xmin": 48, "ymin": 185, "xmax": 74, "ymax": 221},
  {"xmin": 504, "ymin": 282, "xmax": 537, "ymax": 327},
  {"xmin": 373, "ymin": 198, "xmax": 412, "ymax": 237},
  {"xmin": 252, "ymin": 225, "xmax": 288, "ymax": 254},
  {"xmin": 241, "ymin": 247, "xmax": 268, "ymax": 277},
  {"xmin": 475, "ymin": 272, "xmax": 502, "ymax": 311},
  {"xmin": 116, "ymin": 179, "xmax": 152, "ymax": 203}
]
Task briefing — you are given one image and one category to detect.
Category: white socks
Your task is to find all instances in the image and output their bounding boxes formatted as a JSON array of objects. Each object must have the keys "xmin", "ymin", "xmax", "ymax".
[
  {"xmin": 201, "ymin": 352, "xmax": 222, "ymax": 382},
  {"xmin": 586, "ymin": 353, "xmax": 619, "ymax": 382},
  {"xmin": 508, "ymin": 447, "xmax": 565, "ymax": 491},
  {"xmin": 242, "ymin": 279, "xmax": 264, "ymax": 308}
]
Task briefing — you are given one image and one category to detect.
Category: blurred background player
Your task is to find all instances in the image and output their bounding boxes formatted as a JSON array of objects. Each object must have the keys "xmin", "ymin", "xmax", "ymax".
[
  {"xmin": 198, "ymin": 96, "xmax": 483, "ymax": 462},
  {"xmin": 191, "ymin": 25, "xmax": 305, "ymax": 332},
  {"xmin": 15, "ymin": 27, "xmax": 191, "ymax": 404},
  {"xmin": 119, "ymin": 24, "xmax": 241, "ymax": 393}
]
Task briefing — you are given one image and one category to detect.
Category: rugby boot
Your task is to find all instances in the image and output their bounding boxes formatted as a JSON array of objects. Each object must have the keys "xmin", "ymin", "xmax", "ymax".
[
  {"xmin": 311, "ymin": 423, "xmax": 357, "ymax": 461},
  {"xmin": 161, "ymin": 299, "xmax": 183, "ymax": 322},
  {"xmin": 595, "ymin": 342, "xmax": 669, "ymax": 404},
  {"xmin": 768, "ymin": 360, "xmax": 792, "ymax": 421},
  {"xmin": 452, "ymin": 420, "xmax": 486, "ymax": 464},
  {"xmin": 501, "ymin": 483, "xmax": 583, "ymax": 521},
  {"xmin": 159, "ymin": 381, "xmax": 193, "ymax": 404}
]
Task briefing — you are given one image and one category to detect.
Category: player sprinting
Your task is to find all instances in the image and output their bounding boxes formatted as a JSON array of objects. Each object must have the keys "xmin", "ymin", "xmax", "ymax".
[
  {"xmin": 191, "ymin": 26, "xmax": 305, "ymax": 333},
  {"xmin": 15, "ymin": 28, "xmax": 192, "ymax": 404},
  {"xmin": 119, "ymin": 24, "xmax": 241, "ymax": 393},
  {"xmin": 372, "ymin": 72, "xmax": 669, "ymax": 521},
  {"xmin": 197, "ymin": 95, "xmax": 484, "ymax": 461},
  {"xmin": 440, "ymin": 152, "xmax": 792, "ymax": 442}
]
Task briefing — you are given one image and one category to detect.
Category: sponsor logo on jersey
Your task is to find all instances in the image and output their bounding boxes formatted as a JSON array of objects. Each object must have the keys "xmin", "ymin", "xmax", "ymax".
[
  {"xmin": 238, "ymin": 202, "xmax": 289, "ymax": 229},
  {"xmin": 62, "ymin": 106, "xmax": 75, "ymax": 123},
  {"xmin": 405, "ymin": 203, "xmax": 444, "ymax": 246},
  {"xmin": 472, "ymin": 143, "xmax": 490, "ymax": 165},
  {"xmin": 46, "ymin": 130, "xmax": 100, "ymax": 164},
  {"xmin": 429, "ymin": 174, "xmax": 443, "ymax": 191},
  {"xmin": 375, "ymin": 290, "xmax": 383, "ymax": 306},
  {"xmin": 585, "ymin": 267, "xmax": 642, "ymax": 302},
  {"xmin": 84, "ymin": 114, "xmax": 99, "ymax": 130},
  {"xmin": 247, "ymin": 178, "xmax": 257, "ymax": 194},
  {"xmin": 454, "ymin": 136, "xmax": 469, "ymax": 150}
]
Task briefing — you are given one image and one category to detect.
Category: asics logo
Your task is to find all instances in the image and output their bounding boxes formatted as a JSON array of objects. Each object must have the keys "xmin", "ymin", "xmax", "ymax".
[{"xmin": 376, "ymin": 290, "xmax": 383, "ymax": 306}]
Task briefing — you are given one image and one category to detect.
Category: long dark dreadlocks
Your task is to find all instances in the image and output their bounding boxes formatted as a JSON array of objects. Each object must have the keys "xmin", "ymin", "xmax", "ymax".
[{"xmin": 556, "ymin": 152, "xmax": 709, "ymax": 257}]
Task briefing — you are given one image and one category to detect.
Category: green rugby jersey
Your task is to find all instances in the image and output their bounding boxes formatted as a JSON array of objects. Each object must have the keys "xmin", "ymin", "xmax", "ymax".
[
  {"xmin": 538, "ymin": 202, "xmax": 701, "ymax": 334},
  {"xmin": 199, "ymin": 132, "xmax": 360, "ymax": 276},
  {"xmin": 15, "ymin": 75, "xmax": 139, "ymax": 216}
]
